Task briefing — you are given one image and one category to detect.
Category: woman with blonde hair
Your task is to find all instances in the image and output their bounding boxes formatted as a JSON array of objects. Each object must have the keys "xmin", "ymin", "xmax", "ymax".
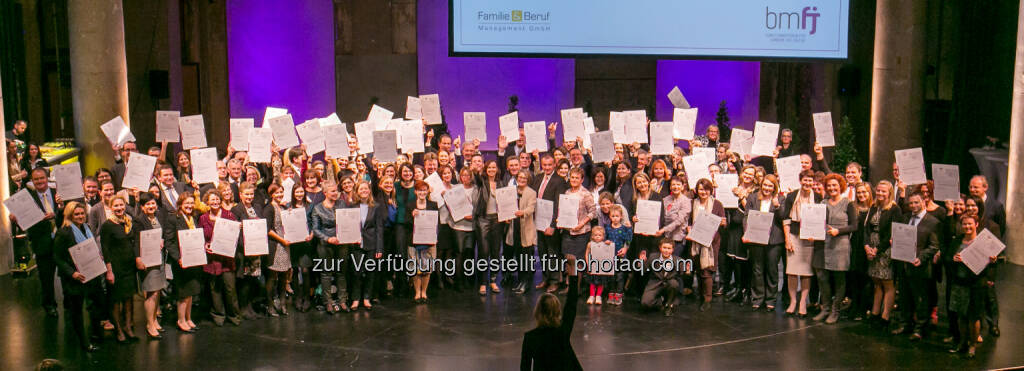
[
  {"xmin": 53, "ymin": 201, "xmax": 104, "ymax": 351},
  {"xmin": 521, "ymin": 256, "xmax": 580, "ymax": 370},
  {"xmin": 864, "ymin": 180, "xmax": 902, "ymax": 327},
  {"xmin": 99, "ymin": 195, "xmax": 139, "ymax": 343}
]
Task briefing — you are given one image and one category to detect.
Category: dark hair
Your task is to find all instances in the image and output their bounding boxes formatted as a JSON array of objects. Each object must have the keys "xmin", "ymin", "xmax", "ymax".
[
  {"xmin": 798, "ymin": 169, "xmax": 816, "ymax": 181},
  {"xmin": 659, "ymin": 238, "xmax": 675, "ymax": 248},
  {"xmin": 138, "ymin": 192, "xmax": 158, "ymax": 209},
  {"xmin": 965, "ymin": 195, "xmax": 986, "ymax": 220}
]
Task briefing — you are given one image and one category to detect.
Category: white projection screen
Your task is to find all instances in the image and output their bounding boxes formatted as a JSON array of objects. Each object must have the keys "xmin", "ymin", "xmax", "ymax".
[{"xmin": 450, "ymin": 0, "xmax": 850, "ymax": 59}]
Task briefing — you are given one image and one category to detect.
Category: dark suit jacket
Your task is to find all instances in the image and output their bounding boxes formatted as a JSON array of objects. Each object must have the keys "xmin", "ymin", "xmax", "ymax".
[
  {"xmin": 741, "ymin": 194, "xmax": 786, "ymax": 245},
  {"xmin": 529, "ymin": 172, "xmax": 567, "ymax": 230},
  {"xmin": 53, "ymin": 224, "xmax": 102, "ymax": 294},
  {"xmin": 863, "ymin": 206, "xmax": 902, "ymax": 253},
  {"xmin": 521, "ymin": 275, "xmax": 581, "ymax": 371},
  {"xmin": 24, "ymin": 187, "xmax": 61, "ymax": 257},
  {"xmin": 781, "ymin": 190, "xmax": 823, "ymax": 237},
  {"xmin": 983, "ymin": 197, "xmax": 1007, "ymax": 239},
  {"xmin": 899, "ymin": 212, "xmax": 940, "ymax": 277},
  {"xmin": 164, "ymin": 213, "xmax": 200, "ymax": 265},
  {"xmin": 646, "ymin": 254, "xmax": 687, "ymax": 283},
  {"xmin": 359, "ymin": 201, "xmax": 387, "ymax": 254},
  {"xmin": 157, "ymin": 181, "xmax": 193, "ymax": 212}
]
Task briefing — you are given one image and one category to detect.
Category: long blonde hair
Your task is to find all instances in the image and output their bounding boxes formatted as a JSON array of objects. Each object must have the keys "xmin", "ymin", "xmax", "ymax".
[
  {"xmin": 876, "ymin": 180, "xmax": 897, "ymax": 210},
  {"xmin": 61, "ymin": 201, "xmax": 87, "ymax": 228},
  {"xmin": 533, "ymin": 293, "xmax": 562, "ymax": 328}
]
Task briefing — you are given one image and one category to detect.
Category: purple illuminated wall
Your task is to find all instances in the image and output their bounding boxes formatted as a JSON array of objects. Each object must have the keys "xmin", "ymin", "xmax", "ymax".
[
  {"xmin": 418, "ymin": 0, "xmax": 575, "ymax": 150},
  {"xmin": 226, "ymin": 0, "xmax": 335, "ymax": 124},
  {"xmin": 656, "ymin": 60, "xmax": 760, "ymax": 132}
]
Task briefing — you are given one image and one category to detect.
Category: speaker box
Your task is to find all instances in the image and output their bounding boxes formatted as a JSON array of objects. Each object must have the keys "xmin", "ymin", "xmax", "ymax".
[
  {"xmin": 149, "ymin": 70, "xmax": 169, "ymax": 100},
  {"xmin": 838, "ymin": 66, "xmax": 860, "ymax": 96}
]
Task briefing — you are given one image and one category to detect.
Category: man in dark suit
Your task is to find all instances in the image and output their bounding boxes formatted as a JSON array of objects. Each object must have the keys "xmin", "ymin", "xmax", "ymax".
[
  {"xmin": 891, "ymin": 191, "xmax": 940, "ymax": 340},
  {"xmin": 641, "ymin": 239, "xmax": 688, "ymax": 316},
  {"xmin": 155, "ymin": 164, "xmax": 194, "ymax": 213},
  {"xmin": 11, "ymin": 168, "xmax": 63, "ymax": 317},
  {"xmin": 530, "ymin": 154, "xmax": 567, "ymax": 292},
  {"xmin": 199, "ymin": 160, "xmax": 240, "ymax": 201},
  {"xmin": 110, "ymin": 142, "xmax": 136, "ymax": 191}
]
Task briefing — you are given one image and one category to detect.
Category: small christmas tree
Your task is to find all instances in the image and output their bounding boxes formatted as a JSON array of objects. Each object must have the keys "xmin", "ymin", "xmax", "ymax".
[
  {"xmin": 830, "ymin": 115, "xmax": 859, "ymax": 171},
  {"xmin": 716, "ymin": 100, "xmax": 731, "ymax": 142}
]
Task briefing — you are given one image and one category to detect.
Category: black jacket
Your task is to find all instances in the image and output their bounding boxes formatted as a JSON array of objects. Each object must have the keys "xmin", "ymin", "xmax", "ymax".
[{"xmin": 521, "ymin": 276, "xmax": 581, "ymax": 371}]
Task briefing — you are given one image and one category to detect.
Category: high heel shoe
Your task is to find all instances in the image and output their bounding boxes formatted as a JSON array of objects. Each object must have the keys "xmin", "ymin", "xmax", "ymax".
[
  {"xmin": 490, "ymin": 283, "xmax": 501, "ymax": 293},
  {"xmin": 147, "ymin": 330, "xmax": 163, "ymax": 340},
  {"xmin": 177, "ymin": 324, "xmax": 195, "ymax": 334}
]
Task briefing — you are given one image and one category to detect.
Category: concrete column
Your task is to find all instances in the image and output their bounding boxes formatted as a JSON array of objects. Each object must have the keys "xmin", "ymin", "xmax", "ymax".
[
  {"xmin": 868, "ymin": 0, "xmax": 928, "ymax": 183},
  {"xmin": 67, "ymin": 0, "xmax": 130, "ymax": 175},
  {"xmin": 0, "ymin": 67, "xmax": 12, "ymax": 275},
  {"xmin": 1004, "ymin": 0, "xmax": 1024, "ymax": 266},
  {"xmin": 21, "ymin": 0, "xmax": 46, "ymax": 141}
]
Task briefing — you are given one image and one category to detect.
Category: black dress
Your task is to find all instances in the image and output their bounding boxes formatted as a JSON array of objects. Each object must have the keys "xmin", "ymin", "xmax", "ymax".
[
  {"xmin": 100, "ymin": 219, "xmax": 139, "ymax": 301},
  {"xmin": 521, "ymin": 275, "xmax": 582, "ymax": 371},
  {"xmin": 166, "ymin": 213, "xmax": 204, "ymax": 297}
]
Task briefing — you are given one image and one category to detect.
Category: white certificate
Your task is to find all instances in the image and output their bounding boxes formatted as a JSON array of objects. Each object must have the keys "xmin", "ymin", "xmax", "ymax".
[
  {"xmin": 420, "ymin": 94, "xmax": 443, "ymax": 125},
  {"xmin": 496, "ymin": 185, "xmax": 519, "ymax": 222},
  {"xmin": 354, "ymin": 121, "xmax": 375, "ymax": 154},
  {"xmin": 535, "ymin": 199, "xmax": 554, "ymax": 231},
  {"xmin": 932, "ymin": 164, "xmax": 960, "ymax": 201},
  {"xmin": 730, "ymin": 128, "xmax": 754, "ymax": 156},
  {"xmin": 689, "ymin": 210, "xmax": 723, "ymax": 247},
  {"xmin": 424, "ymin": 172, "xmax": 446, "ymax": 204},
  {"xmin": 323, "ymin": 122, "xmax": 351, "ymax": 158},
  {"xmin": 367, "ymin": 104, "xmax": 394, "ymax": 126},
  {"xmin": 178, "ymin": 115, "xmax": 207, "ymax": 149},
  {"xmin": 320, "ymin": 112, "xmax": 343, "ymax": 128},
  {"xmin": 673, "ymin": 108, "xmax": 697, "ymax": 140},
  {"xmin": 268, "ymin": 114, "xmax": 300, "ymax": 149},
  {"xmin": 895, "ymin": 147, "xmax": 927, "ymax": 185},
  {"xmin": 177, "ymin": 228, "xmax": 208, "ymax": 268},
  {"xmin": 100, "ymin": 116, "xmax": 135, "ymax": 147},
  {"xmin": 961, "ymin": 229, "xmax": 1006, "ymax": 275},
  {"xmin": 649, "ymin": 122, "xmax": 675, "ymax": 155},
  {"xmin": 335, "ymin": 208, "xmax": 362, "ymax": 244},
  {"xmin": 667, "ymin": 86, "xmax": 690, "ymax": 109},
  {"xmin": 121, "ymin": 153, "xmax": 157, "ymax": 190},
  {"xmin": 405, "ymin": 96, "xmax": 422, "ymax": 120},
  {"xmin": 209, "ymin": 218, "xmax": 240, "ymax": 257},
  {"xmin": 798, "ymin": 203, "xmax": 827, "ymax": 241},
  {"xmin": 281, "ymin": 177, "xmax": 295, "ymax": 205},
  {"xmin": 281, "ymin": 208, "xmax": 309, "ymax": 243},
  {"xmin": 743, "ymin": 210, "xmax": 773, "ymax": 245},
  {"xmin": 242, "ymin": 219, "xmax": 269, "ymax": 256},
  {"xmin": 560, "ymin": 108, "xmax": 586, "ymax": 142},
  {"xmin": 296, "ymin": 119, "xmax": 326, "ymax": 156},
  {"xmin": 69, "ymin": 238, "xmax": 106, "ymax": 282},
  {"xmin": 750, "ymin": 121, "xmax": 780, "ymax": 157},
  {"xmin": 693, "ymin": 146, "xmax": 716, "ymax": 162},
  {"xmin": 776, "ymin": 155, "xmax": 803, "ymax": 192},
  {"xmin": 890, "ymin": 222, "xmax": 918, "ymax": 263},
  {"xmin": 634, "ymin": 199, "xmax": 662, "ymax": 235},
  {"xmin": 247, "ymin": 127, "xmax": 273, "ymax": 163},
  {"xmin": 715, "ymin": 173, "xmax": 739, "ymax": 208},
  {"xmin": 443, "ymin": 186, "xmax": 474, "ymax": 221},
  {"xmin": 4, "ymin": 189, "xmax": 46, "ymax": 230},
  {"xmin": 812, "ymin": 112, "xmax": 835, "ymax": 147},
  {"xmin": 412, "ymin": 210, "xmax": 439, "ymax": 245},
  {"xmin": 499, "ymin": 111, "xmax": 520, "ymax": 141},
  {"xmin": 156, "ymin": 111, "xmax": 181, "ymax": 143},
  {"xmin": 683, "ymin": 154, "xmax": 712, "ymax": 183},
  {"xmin": 524, "ymin": 121, "xmax": 548, "ymax": 152},
  {"xmin": 589, "ymin": 241, "xmax": 616, "ymax": 275},
  {"xmin": 229, "ymin": 118, "xmax": 254, "ymax": 151},
  {"xmin": 189, "ymin": 147, "xmax": 219, "ymax": 185},
  {"xmin": 590, "ymin": 131, "xmax": 615, "ymax": 163},
  {"xmin": 139, "ymin": 228, "xmax": 163, "ymax": 268},
  {"xmin": 609, "ymin": 111, "xmax": 628, "ymax": 144},
  {"xmin": 399, "ymin": 120, "xmax": 425, "ymax": 153},
  {"xmin": 463, "ymin": 112, "xmax": 487, "ymax": 143},
  {"xmin": 53, "ymin": 163, "xmax": 84, "ymax": 201},
  {"xmin": 262, "ymin": 107, "xmax": 288, "ymax": 127},
  {"xmin": 556, "ymin": 194, "xmax": 580, "ymax": 229},
  {"xmin": 581, "ymin": 117, "xmax": 596, "ymax": 150},
  {"xmin": 624, "ymin": 110, "xmax": 648, "ymax": 143},
  {"xmin": 373, "ymin": 130, "xmax": 398, "ymax": 163}
]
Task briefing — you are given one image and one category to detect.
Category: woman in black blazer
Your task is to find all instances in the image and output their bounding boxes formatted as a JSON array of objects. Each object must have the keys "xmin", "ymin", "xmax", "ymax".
[
  {"xmin": 165, "ymin": 193, "xmax": 202, "ymax": 333},
  {"xmin": 230, "ymin": 182, "xmax": 266, "ymax": 320},
  {"xmin": 53, "ymin": 201, "xmax": 104, "ymax": 352},
  {"xmin": 740, "ymin": 175, "xmax": 786, "ymax": 311},
  {"xmin": 350, "ymin": 179, "xmax": 385, "ymax": 310},
  {"xmin": 521, "ymin": 256, "xmax": 581, "ymax": 371},
  {"xmin": 409, "ymin": 180, "xmax": 439, "ymax": 302},
  {"xmin": 134, "ymin": 192, "xmax": 167, "ymax": 339}
]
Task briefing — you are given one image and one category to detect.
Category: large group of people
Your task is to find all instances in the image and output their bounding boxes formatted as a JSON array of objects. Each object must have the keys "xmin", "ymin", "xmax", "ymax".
[{"xmin": 4, "ymin": 111, "xmax": 1005, "ymax": 360}]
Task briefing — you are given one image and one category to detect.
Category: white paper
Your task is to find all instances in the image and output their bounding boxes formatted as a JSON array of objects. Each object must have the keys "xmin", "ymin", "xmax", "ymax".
[
  {"xmin": 281, "ymin": 178, "xmax": 295, "ymax": 205},
  {"xmin": 463, "ymin": 112, "xmax": 487, "ymax": 142},
  {"xmin": 624, "ymin": 110, "xmax": 648, "ymax": 143},
  {"xmin": 743, "ymin": 210, "xmax": 773, "ymax": 245},
  {"xmin": 589, "ymin": 241, "xmax": 616, "ymax": 275},
  {"xmin": 354, "ymin": 121, "xmax": 375, "ymax": 154},
  {"xmin": 932, "ymin": 164, "xmax": 961, "ymax": 202},
  {"xmin": 189, "ymin": 147, "xmax": 219, "ymax": 185},
  {"xmin": 683, "ymin": 154, "xmax": 713, "ymax": 183},
  {"xmin": 229, "ymin": 118, "xmax": 254, "ymax": 151},
  {"xmin": 812, "ymin": 112, "xmax": 835, "ymax": 147},
  {"xmin": 499, "ymin": 111, "xmax": 520, "ymax": 141},
  {"xmin": 730, "ymin": 128, "xmax": 754, "ymax": 156},
  {"xmin": 412, "ymin": 210, "xmax": 439, "ymax": 245},
  {"xmin": 496, "ymin": 186, "xmax": 519, "ymax": 222},
  {"xmin": 890, "ymin": 222, "xmax": 918, "ymax": 263},
  {"xmin": 178, "ymin": 115, "xmax": 207, "ymax": 149},
  {"xmin": 139, "ymin": 228, "xmax": 163, "ymax": 267},
  {"xmin": 634, "ymin": 199, "xmax": 662, "ymax": 235},
  {"xmin": 100, "ymin": 116, "xmax": 135, "ymax": 147},
  {"xmin": 405, "ymin": 96, "xmax": 422, "ymax": 120},
  {"xmin": 323, "ymin": 122, "xmax": 351, "ymax": 158},
  {"xmin": 673, "ymin": 108, "xmax": 697, "ymax": 140},
  {"xmin": 535, "ymin": 199, "xmax": 554, "ymax": 231},
  {"xmin": 262, "ymin": 107, "xmax": 288, "ymax": 127},
  {"xmin": 243, "ymin": 219, "xmax": 269, "ymax": 256},
  {"xmin": 177, "ymin": 228, "xmax": 208, "ymax": 268},
  {"xmin": 4, "ymin": 188, "xmax": 46, "ymax": 230},
  {"xmin": 443, "ymin": 186, "xmax": 473, "ymax": 221},
  {"xmin": 281, "ymin": 208, "xmax": 309, "ymax": 243},
  {"xmin": 649, "ymin": 122, "xmax": 675, "ymax": 155},
  {"xmin": 320, "ymin": 112, "xmax": 344, "ymax": 128},
  {"xmin": 609, "ymin": 111, "xmax": 628, "ymax": 144},
  {"xmin": 120, "ymin": 153, "xmax": 157, "ymax": 190},
  {"xmin": 335, "ymin": 208, "xmax": 362, "ymax": 244},
  {"xmin": 420, "ymin": 94, "xmax": 442, "ymax": 125},
  {"xmin": 690, "ymin": 210, "xmax": 723, "ymax": 247},
  {"xmin": 693, "ymin": 146, "xmax": 716, "ymax": 161},
  {"xmin": 581, "ymin": 117, "xmax": 596, "ymax": 150},
  {"xmin": 267, "ymin": 114, "xmax": 300, "ymax": 149},
  {"xmin": 69, "ymin": 238, "xmax": 106, "ymax": 282},
  {"xmin": 556, "ymin": 194, "xmax": 581, "ymax": 229},
  {"xmin": 715, "ymin": 173, "xmax": 739, "ymax": 208},
  {"xmin": 590, "ymin": 131, "xmax": 615, "ymax": 163},
  {"xmin": 895, "ymin": 148, "xmax": 927, "ymax": 186},
  {"xmin": 524, "ymin": 121, "xmax": 549, "ymax": 152},
  {"xmin": 424, "ymin": 172, "xmax": 446, "ymax": 205},
  {"xmin": 750, "ymin": 121, "xmax": 780, "ymax": 157},
  {"xmin": 373, "ymin": 130, "xmax": 398, "ymax": 163},
  {"xmin": 296, "ymin": 119, "xmax": 326, "ymax": 156},
  {"xmin": 560, "ymin": 108, "xmax": 586, "ymax": 142},
  {"xmin": 247, "ymin": 127, "xmax": 273, "ymax": 163},
  {"xmin": 798, "ymin": 204, "xmax": 827, "ymax": 241},
  {"xmin": 667, "ymin": 86, "xmax": 690, "ymax": 109},
  {"xmin": 961, "ymin": 229, "xmax": 1006, "ymax": 275},
  {"xmin": 156, "ymin": 111, "xmax": 181, "ymax": 143},
  {"xmin": 207, "ymin": 218, "xmax": 239, "ymax": 257},
  {"xmin": 367, "ymin": 104, "xmax": 394, "ymax": 126},
  {"xmin": 399, "ymin": 120, "xmax": 425, "ymax": 153},
  {"xmin": 776, "ymin": 155, "xmax": 803, "ymax": 192},
  {"xmin": 53, "ymin": 163, "xmax": 84, "ymax": 201}
]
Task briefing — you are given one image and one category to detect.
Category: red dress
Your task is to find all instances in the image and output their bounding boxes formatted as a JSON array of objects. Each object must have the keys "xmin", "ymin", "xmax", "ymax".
[{"xmin": 200, "ymin": 209, "xmax": 237, "ymax": 275}]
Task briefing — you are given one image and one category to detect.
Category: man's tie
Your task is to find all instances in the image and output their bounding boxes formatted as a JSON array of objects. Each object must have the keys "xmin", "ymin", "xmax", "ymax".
[
  {"xmin": 167, "ymin": 186, "xmax": 178, "ymax": 207},
  {"xmin": 539, "ymin": 174, "xmax": 551, "ymax": 198},
  {"xmin": 910, "ymin": 215, "xmax": 919, "ymax": 227}
]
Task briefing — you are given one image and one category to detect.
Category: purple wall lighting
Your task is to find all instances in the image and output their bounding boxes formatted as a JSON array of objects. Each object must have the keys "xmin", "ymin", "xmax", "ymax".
[
  {"xmin": 226, "ymin": 0, "xmax": 335, "ymax": 125},
  {"xmin": 655, "ymin": 60, "xmax": 761, "ymax": 133},
  {"xmin": 418, "ymin": 0, "xmax": 575, "ymax": 150}
]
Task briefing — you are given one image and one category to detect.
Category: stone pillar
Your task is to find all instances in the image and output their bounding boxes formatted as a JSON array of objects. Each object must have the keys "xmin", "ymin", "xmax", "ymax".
[
  {"xmin": 868, "ymin": 0, "xmax": 928, "ymax": 183},
  {"xmin": 0, "ymin": 67, "xmax": 12, "ymax": 275},
  {"xmin": 1004, "ymin": 0, "xmax": 1024, "ymax": 266},
  {"xmin": 67, "ymin": 0, "xmax": 130, "ymax": 175}
]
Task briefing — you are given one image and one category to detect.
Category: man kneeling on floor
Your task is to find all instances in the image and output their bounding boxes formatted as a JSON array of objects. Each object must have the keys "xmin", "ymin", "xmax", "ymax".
[{"xmin": 642, "ymin": 239, "xmax": 688, "ymax": 316}]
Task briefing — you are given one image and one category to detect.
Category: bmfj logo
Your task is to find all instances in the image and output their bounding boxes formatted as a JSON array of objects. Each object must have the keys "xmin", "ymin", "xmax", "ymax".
[{"xmin": 765, "ymin": 6, "xmax": 820, "ymax": 35}]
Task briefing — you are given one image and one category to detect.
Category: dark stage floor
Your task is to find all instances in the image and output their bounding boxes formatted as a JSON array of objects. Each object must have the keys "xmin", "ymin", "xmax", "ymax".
[{"xmin": 2, "ymin": 266, "xmax": 1023, "ymax": 370}]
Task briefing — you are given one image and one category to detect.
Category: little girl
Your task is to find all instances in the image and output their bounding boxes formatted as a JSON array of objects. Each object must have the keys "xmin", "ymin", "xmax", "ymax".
[
  {"xmin": 585, "ymin": 227, "xmax": 614, "ymax": 305},
  {"xmin": 604, "ymin": 208, "xmax": 633, "ymax": 305}
]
